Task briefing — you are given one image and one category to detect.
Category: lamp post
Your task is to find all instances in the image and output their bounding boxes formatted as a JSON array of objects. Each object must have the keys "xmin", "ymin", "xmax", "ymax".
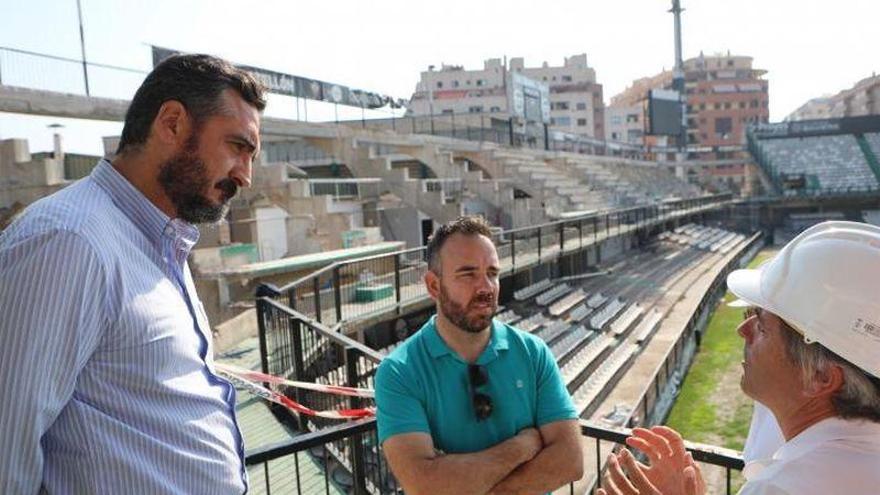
[{"xmin": 76, "ymin": 0, "xmax": 90, "ymax": 96}]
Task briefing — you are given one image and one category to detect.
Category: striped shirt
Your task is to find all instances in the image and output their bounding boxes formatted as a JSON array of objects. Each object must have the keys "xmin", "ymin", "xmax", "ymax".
[{"xmin": 0, "ymin": 160, "xmax": 247, "ymax": 494}]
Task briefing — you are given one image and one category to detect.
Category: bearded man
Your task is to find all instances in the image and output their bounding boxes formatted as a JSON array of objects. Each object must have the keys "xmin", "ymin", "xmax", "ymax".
[
  {"xmin": 375, "ymin": 215, "xmax": 584, "ymax": 495},
  {"xmin": 0, "ymin": 54, "xmax": 265, "ymax": 493}
]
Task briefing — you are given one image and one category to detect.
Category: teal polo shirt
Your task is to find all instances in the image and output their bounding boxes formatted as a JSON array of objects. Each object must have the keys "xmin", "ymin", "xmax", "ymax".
[{"xmin": 375, "ymin": 316, "xmax": 578, "ymax": 453}]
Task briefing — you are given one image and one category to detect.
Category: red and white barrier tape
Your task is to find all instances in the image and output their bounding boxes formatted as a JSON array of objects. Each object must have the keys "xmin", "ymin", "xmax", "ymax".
[
  {"xmin": 215, "ymin": 363, "xmax": 375, "ymax": 398},
  {"xmin": 215, "ymin": 363, "xmax": 375, "ymax": 419}
]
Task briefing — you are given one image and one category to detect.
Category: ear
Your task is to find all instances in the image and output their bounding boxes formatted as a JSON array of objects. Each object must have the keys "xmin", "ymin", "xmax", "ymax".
[
  {"xmin": 804, "ymin": 362, "xmax": 845, "ymax": 399},
  {"xmin": 424, "ymin": 270, "xmax": 440, "ymax": 301},
  {"xmin": 152, "ymin": 100, "xmax": 192, "ymax": 149}
]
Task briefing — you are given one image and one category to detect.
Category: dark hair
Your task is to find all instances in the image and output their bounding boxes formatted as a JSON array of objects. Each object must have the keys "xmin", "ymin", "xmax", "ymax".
[
  {"xmin": 778, "ymin": 319, "xmax": 880, "ymax": 422},
  {"xmin": 425, "ymin": 215, "xmax": 494, "ymax": 273},
  {"xmin": 116, "ymin": 54, "xmax": 266, "ymax": 154}
]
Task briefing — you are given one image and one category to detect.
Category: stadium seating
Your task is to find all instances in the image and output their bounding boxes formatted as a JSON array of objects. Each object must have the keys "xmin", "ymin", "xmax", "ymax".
[
  {"xmin": 754, "ymin": 134, "xmax": 880, "ymax": 194},
  {"xmin": 513, "ymin": 278, "xmax": 553, "ymax": 301}
]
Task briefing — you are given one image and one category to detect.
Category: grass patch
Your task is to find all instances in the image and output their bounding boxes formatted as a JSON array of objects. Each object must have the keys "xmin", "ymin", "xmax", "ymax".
[{"xmin": 665, "ymin": 250, "xmax": 774, "ymax": 447}]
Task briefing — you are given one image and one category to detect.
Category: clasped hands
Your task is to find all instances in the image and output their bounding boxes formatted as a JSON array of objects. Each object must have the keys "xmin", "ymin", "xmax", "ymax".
[{"xmin": 598, "ymin": 426, "xmax": 706, "ymax": 495}]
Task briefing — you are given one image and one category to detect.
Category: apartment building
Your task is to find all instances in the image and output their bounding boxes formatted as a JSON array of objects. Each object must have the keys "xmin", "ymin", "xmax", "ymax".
[
  {"xmin": 408, "ymin": 54, "xmax": 605, "ymax": 139},
  {"xmin": 605, "ymin": 53, "xmax": 769, "ymax": 160},
  {"xmin": 788, "ymin": 73, "xmax": 880, "ymax": 121}
]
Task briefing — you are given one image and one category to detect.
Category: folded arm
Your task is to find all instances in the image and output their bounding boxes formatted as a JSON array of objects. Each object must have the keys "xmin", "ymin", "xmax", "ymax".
[
  {"xmin": 489, "ymin": 419, "xmax": 584, "ymax": 495},
  {"xmin": 383, "ymin": 428, "xmax": 543, "ymax": 495}
]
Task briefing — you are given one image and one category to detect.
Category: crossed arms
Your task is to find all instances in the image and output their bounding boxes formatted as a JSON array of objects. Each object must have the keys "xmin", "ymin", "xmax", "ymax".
[{"xmin": 382, "ymin": 419, "xmax": 583, "ymax": 495}]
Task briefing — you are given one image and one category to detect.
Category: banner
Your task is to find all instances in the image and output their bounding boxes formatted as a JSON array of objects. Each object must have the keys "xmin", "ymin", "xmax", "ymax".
[{"xmin": 152, "ymin": 46, "xmax": 406, "ymax": 109}]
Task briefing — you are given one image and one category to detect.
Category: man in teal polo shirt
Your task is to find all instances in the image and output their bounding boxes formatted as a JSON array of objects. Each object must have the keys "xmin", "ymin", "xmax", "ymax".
[{"xmin": 376, "ymin": 216, "xmax": 584, "ymax": 494}]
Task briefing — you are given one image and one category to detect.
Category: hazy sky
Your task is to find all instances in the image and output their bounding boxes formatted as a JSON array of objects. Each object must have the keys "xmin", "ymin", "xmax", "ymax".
[{"xmin": 0, "ymin": 0, "xmax": 877, "ymax": 154}]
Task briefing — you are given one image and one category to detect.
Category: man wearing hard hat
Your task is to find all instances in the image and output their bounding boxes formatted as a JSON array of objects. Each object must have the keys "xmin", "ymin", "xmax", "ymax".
[{"xmin": 597, "ymin": 221, "xmax": 880, "ymax": 495}]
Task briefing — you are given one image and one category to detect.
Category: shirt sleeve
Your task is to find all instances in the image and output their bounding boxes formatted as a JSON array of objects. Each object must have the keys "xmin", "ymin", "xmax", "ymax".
[
  {"xmin": 0, "ymin": 229, "xmax": 108, "ymax": 493},
  {"xmin": 374, "ymin": 357, "xmax": 431, "ymax": 444},
  {"xmin": 534, "ymin": 340, "xmax": 579, "ymax": 426}
]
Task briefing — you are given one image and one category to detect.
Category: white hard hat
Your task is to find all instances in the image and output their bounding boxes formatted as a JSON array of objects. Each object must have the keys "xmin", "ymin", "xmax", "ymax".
[{"xmin": 727, "ymin": 221, "xmax": 880, "ymax": 379}]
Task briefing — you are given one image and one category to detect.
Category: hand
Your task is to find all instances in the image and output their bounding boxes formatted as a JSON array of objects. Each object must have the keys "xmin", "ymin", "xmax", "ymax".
[
  {"xmin": 598, "ymin": 448, "xmax": 704, "ymax": 495},
  {"xmin": 514, "ymin": 427, "xmax": 543, "ymax": 463},
  {"xmin": 598, "ymin": 426, "xmax": 705, "ymax": 495}
]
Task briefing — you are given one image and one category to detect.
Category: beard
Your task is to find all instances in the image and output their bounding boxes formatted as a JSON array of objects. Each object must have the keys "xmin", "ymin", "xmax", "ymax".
[
  {"xmin": 438, "ymin": 282, "xmax": 497, "ymax": 334},
  {"xmin": 157, "ymin": 136, "xmax": 238, "ymax": 224}
]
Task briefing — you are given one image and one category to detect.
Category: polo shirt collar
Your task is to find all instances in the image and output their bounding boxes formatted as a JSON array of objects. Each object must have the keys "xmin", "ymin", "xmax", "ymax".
[{"xmin": 424, "ymin": 316, "xmax": 509, "ymax": 363}]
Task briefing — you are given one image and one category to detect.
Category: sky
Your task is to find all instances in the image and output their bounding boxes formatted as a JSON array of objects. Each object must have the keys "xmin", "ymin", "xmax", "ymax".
[{"xmin": 0, "ymin": 0, "xmax": 877, "ymax": 154}]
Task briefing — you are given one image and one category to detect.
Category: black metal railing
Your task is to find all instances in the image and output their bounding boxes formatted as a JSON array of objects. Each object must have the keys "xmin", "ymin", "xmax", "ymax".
[
  {"xmin": 254, "ymin": 295, "xmax": 390, "ymax": 492},
  {"xmin": 244, "ymin": 419, "xmax": 744, "ymax": 495},
  {"xmin": 265, "ymin": 195, "xmax": 731, "ymax": 330}
]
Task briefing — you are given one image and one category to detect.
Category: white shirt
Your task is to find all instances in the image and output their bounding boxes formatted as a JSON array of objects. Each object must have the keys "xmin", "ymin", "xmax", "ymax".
[
  {"xmin": 0, "ymin": 161, "xmax": 246, "ymax": 494},
  {"xmin": 739, "ymin": 417, "xmax": 880, "ymax": 495},
  {"xmin": 742, "ymin": 402, "xmax": 785, "ymax": 463}
]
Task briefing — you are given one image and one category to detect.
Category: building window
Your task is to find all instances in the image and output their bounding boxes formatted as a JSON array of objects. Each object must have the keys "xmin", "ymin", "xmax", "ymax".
[
  {"xmin": 490, "ymin": 106, "xmax": 501, "ymax": 112},
  {"xmin": 714, "ymin": 103, "xmax": 722, "ymax": 110},
  {"xmin": 724, "ymin": 102, "xmax": 732, "ymax": 109},
  {"xmin": 552, "ymin": 101, "xmax": 570, "ymax": 110},
  {"xmin": 715, "ymin": 117, "xmax": 733, "ymax": 138},
  {"xmin": 699, "ymin": 103, "xmax": 706, "ymax": 110},
  {"xmin": 577, "ymin": 118, "xmax": 587, "ymax": 126},
  {"xmin": 476, "ymin": 79, "xmax": 484, "ymax": 86},
  {"xmin": 453, "ymin": 80, "xmax": 459, "ymax": 88},
  {"xmin": 576, "ymin": 102, "xmax": 587, "ymax": 110},
  {"xmin": 739, "ymin": 101, "xmax": 746, "ymax": 109},
  {"xmin": 436, "ymin": 81, "xmax": 443, "ymax": 88},
  {"xmin": 562, "ymin": 75, "xmax": 573, "ymax": 82},
  {"xmin": 626, "ymin": 114, "xmax": 639, "ymax": 123},
  {"xmin": 555, "ymin": 116, "xmax": 571, "ymax": 126},
  {"xmin": 750, "ymin": 99, "xmax": 759, "ymax": 108},
  {"xmin": 441, "ymin": 109, "xmax": 453, "ymax": 114},
  {"xmin": 610, "ymin": 115, "xmax": 623, "ymax": 125},
  {"xmin": 468, "ymin": 105, "xmax": 484, "ymax": 113}
]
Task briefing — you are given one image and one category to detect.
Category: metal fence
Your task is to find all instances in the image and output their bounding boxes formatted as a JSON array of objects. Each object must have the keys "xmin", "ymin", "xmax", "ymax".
[
  {"xmin": 254, "ymin": 296, "xmax": 392, "ymax": 493},
  {"xmin": 337, "ymin": 111, "xmax": 649, "ymax": 158},
  {"xmin": 244, "ymin": 419, "xmax": 744, "ymax": 495},
  {"xmin": 0, "ymin": 46, "xmax": 147, "ymax": 99},
  {"xmin": 262, "ymin": 195, "xmax": 731, "ymax": 330}
]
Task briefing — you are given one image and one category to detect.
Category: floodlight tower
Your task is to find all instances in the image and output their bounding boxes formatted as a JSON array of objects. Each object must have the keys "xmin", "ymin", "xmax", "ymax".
[{"xmin": 669, "ymin": 0, "xmax": 687, "ymax": 160}]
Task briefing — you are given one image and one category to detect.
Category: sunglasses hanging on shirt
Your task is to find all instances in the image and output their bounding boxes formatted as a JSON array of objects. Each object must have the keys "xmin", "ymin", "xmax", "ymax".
[{"xmin": 468, "ymin": 364, "xmax": 493, "ymax": 421}]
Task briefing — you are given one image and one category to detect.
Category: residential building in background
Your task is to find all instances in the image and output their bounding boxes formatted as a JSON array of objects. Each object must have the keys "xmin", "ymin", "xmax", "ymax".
[
  {"xmin": 787, "ymin": 96, "xmax": 834, "ymax": 121},
  {"xmin": 787, "ymin": 73, "xmax": 880, "ymax": 121},
  {"xmin": 606, "ymin": 70, "xmax": 673, "ymax": 146},
  {"xmin": 606, "ymin": 53, "xmax": 769, "ymax": 160},
  {"xmin": 683, "ymin": 53, "xmax": 769, "ymax": 159},
  {"xmin": 408, "ymin": 54, "xmax": 605, "ymax": 139}
]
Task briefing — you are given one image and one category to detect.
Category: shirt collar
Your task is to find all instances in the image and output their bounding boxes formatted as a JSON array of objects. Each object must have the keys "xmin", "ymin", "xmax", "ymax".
[
  {"xmin": 424, "ymin": 316, "xmax": 509, "ymax": 364},
  {"xmin": 91, "ymin": 159, "xmax": 200, "ymax": 251},
  {"xmin": 774, "ymin": 417, "xmax": 880, "ymax": 463},
  {"xmin": 744, "ymin": 417, "xmax": 880, "ymax": 480}
]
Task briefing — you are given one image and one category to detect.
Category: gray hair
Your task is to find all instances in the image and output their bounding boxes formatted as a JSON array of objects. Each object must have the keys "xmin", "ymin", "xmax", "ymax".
[{"xmin": 779, "ymin": 321, "xmax": 880, "ymax": 422}]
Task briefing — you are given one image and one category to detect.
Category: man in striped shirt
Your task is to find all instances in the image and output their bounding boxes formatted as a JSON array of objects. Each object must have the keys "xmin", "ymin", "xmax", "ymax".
[{"xmin": 0, "ymin": 54, "xmax": 265, "ymax": 493}]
